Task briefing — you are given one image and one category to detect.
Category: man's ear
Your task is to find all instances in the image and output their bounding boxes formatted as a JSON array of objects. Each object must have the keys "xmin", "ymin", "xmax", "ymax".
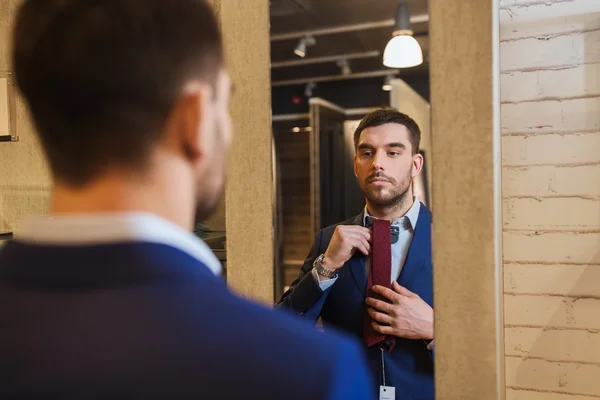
[
  {"xmin": 411, "ymin": 152, "xmax": 424, "ymax": 178},
  {"xmin": 167, "ymin": 83, "xmax": 213, "ymax": 164},
  {"xmin": 354, "ymin": 153, "xmax": 358, "ymax": 178}
]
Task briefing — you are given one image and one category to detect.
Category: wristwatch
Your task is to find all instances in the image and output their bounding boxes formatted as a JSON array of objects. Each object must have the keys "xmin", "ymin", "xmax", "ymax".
[{"xmin": 313, "ymin": 254, "xmax": 338, "ymax": 279}]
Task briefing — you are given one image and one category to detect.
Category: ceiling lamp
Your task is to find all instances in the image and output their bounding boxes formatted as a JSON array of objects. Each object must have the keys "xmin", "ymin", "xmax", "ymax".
[
  {"xmin": 383, "ymin": 3, "xmax": 423, "ymax": 68},
  {"xmin": 382, "ymin": 75, "xmax": 394, "ymax": 91},
  {"xmin": 294, "ymin": 35, "xmax": 316, "ymax": 58},
  {"xmin": 304, "ymin": 82, "xmax": 316, "ymax": 97},
  {"xmin": 336, "ymin": 59, "xmax": 351, "ymax": 75}
]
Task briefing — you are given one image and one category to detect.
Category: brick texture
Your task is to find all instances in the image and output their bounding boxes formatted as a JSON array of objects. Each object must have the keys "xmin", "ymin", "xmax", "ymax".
[{"xmin": 501, "ymin": 0, "xmax": 600, "ymax": 398}]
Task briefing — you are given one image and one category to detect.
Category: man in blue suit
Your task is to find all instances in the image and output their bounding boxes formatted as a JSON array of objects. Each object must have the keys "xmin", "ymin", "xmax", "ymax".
[
  {"xmin": 0, "ymin": 1, "xmax": 374, "ymax": 398},
  {"xmin": 278, "ymin": 109, "xmax": 435, "ymax": 399}
]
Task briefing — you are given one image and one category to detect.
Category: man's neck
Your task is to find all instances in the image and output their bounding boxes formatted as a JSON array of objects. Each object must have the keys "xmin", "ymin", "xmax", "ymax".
[
  {"xmin": 366, "ymin": 193, "xmax": 415, "ymax": 221},
  {"xmin": 51, "ymin": 163, "xmax": 195, "ymax": 231}
]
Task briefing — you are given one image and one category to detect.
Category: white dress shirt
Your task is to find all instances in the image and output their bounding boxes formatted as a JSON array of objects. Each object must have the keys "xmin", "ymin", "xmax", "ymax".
[
  {"xmin": 313, "ymin": 199, "xmax": 421, "ymax": 290},
  {"xmin": 15, "ymin": 212, "xmax": 222, "ymax": 276}
]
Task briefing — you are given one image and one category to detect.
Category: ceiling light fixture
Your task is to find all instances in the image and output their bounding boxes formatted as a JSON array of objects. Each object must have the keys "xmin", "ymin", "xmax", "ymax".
[
  {"xmin": 382, "ymin": 75, "xmax": 394, "ymax": 91},
  {"xmin": 294, "ymin": 35, "xmax": 316, "ymax": 58},
  {"xmin": 304, "ymin": 82, "xmax": 316, "ymax": 97},
  {"xmin": 336, "ymin": 59, "xmax": 351, "ymax": 75},
  {"xmin": 383, "ymin": 3, "xmax": 423, "ymax": 68}
]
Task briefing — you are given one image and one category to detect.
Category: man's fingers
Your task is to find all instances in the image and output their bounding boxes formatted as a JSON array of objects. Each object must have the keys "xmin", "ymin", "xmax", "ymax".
[
  {"xmin": 365, "ymin": 297, "xmax": 394, "ymax": 314},
  {"xmin": 372, "ymin": 322, "xmax": 394, "ymax": 335},
  {"xmin": 340, "ymin": 226, "xmax": 372, "ymax": 241},
  {"xmin": 371, "ymin": 285, "xmax": 400, "ymax": 303},
  {"xmin": 358, "ymin": 237, "xmax": 371, "ymax": 255},
  {"xmin": 356, "ymin": 228, "xmax": 372, "ymax": 243},
  {"xmin": 367, "ymin": 308, "xmax": 392, "ymax": 324},
  {"xmin": 343, "ymin": 235, "xmax": 370, "ymax": 256},
  {"xmin": 355, "ymin": 242, "xmax": 370, "ymax": 256},
  {"xmin": 343, "ymin": 229, "xmax": 371, "ymax": 243},
  {"xmin": 392, "ymin": 281, "xmax": 416, "ymax": 297}
]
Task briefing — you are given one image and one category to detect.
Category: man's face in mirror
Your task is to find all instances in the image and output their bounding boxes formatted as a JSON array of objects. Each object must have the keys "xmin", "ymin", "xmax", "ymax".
[{"xmin": 354, "ymin": 123, "xmax": 421, "ymax": 208}]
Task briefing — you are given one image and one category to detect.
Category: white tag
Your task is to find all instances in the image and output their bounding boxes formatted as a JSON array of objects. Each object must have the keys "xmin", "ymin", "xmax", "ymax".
[{"xmin": 379, "ymin": 385, "xmax": 395, "ymax": 400}]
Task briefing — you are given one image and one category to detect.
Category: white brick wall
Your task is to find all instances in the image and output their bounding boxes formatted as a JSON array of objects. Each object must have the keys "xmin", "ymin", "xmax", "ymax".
[{"xmin": 500, "ymin": 0, "xmax": 600, "ymax": 398}]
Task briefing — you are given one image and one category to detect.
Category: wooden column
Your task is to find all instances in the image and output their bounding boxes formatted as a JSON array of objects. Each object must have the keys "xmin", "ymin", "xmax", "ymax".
[
  {"xmin": 211, "ymin": 0, "xmax": 274, "ymax": 304},
  {"xmin": 429, "ymin": 0, "xmax": 505, "ymax": 398}
]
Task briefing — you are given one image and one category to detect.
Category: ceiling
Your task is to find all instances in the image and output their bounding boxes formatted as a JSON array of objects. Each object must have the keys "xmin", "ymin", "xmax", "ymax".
[{"xmin": 269, "ymin": 0, "xmax": 429, "ymax": 84}]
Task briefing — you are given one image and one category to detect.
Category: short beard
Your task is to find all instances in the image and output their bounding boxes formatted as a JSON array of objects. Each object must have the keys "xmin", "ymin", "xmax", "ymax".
[
  {"xmin": 194, "ymin": 119, "xmax": 226, "ymax": 227},
  {"xmin": 361, "ymin": 169, "xmax": 413, "ymax": 209},
  {"xmin": 194, "ymin": 184, "xmax": 224, "ymax": 226},
  {"xmin": 364, "ymin": 185, "xmax": 410, "ymax": 208}
]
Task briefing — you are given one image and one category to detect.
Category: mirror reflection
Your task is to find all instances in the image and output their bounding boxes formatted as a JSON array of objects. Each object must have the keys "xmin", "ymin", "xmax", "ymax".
[{"xmin": 270, "ymin": 1, "xmax": 434, "ymax": 398}]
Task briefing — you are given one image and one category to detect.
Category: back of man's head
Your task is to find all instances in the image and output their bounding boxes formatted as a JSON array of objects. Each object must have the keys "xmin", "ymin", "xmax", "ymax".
[{"xmin": 12, "ymin": 0, "xmax": 223, "ymax": 187}]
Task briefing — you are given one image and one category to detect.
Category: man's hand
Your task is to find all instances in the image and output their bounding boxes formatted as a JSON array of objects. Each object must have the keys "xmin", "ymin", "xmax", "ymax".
[
  {"xmin": 321, "ymin": 225, "xmax": 371, "ymax": 271},
  {"xmin": 365, "ymin": 282, "xmax": 434, "ymax": 340}
]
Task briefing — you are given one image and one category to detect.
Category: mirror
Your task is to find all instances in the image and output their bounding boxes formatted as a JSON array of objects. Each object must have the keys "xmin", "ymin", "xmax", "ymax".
[
  {"xmin": 270, "ymin": 1, "xmax": 436, "ymax": 397},
  {"xmin": 270, "ymin": 0, "xmax": 431, "ymax": 293}
]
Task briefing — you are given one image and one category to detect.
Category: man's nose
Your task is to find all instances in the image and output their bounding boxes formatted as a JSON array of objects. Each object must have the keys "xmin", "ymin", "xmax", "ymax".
[{"xmin": 371, "ymin": 152, "xmax": 385, "ymax": 171}]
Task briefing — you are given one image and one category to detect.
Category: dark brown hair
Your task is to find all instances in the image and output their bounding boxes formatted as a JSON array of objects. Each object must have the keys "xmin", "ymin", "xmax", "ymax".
[
  {"xmin": 13, "ymin": 0, "xmax": 223, "ymax": 186},
  {"xmin": 353, "ymin": 108, "xmax": 421, "ymax": 154}
]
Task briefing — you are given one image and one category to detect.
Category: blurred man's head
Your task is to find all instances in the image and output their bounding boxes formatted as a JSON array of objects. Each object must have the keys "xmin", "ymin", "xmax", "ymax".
[
  {"xmin": 12, "ymin": 0, "xmax": 231, "ymax": 221},
  {"xmin": 353, "ymin": 109, "xmax": 423, "ymax": 209}
]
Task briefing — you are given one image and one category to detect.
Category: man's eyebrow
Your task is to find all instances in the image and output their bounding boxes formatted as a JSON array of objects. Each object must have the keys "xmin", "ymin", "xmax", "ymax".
[
  {"xmin": 386, "ymin": 142, "xmax": 406, "ymax": 149},
  {"xmin": 357, "ymin": 143, "xmax": 375, "ymax": 150}
]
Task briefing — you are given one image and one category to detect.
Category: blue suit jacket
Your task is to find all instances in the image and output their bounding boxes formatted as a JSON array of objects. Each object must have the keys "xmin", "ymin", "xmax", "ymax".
[
  {"xmin": 0, "ymin": 241, "xmax": 374, "ymax": 399},
  {"xmin": 277, "ymin": 204, "xmax": 434, "ymax": 400}
]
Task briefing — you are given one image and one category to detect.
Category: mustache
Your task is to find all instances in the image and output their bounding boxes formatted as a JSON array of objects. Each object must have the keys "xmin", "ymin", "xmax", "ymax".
[{"xmin": 366, "ymin": 172, "xmax": 395, "ymax": 183}]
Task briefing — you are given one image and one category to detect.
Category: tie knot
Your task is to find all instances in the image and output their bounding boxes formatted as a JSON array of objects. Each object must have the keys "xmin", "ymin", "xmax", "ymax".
[
  {"xmin": 365, "ymin": 217, "xmax": 398, "ymax": 244},
  {"xmin": 365, "ymin": 216, "xmax": 390, "ymax": 229}
]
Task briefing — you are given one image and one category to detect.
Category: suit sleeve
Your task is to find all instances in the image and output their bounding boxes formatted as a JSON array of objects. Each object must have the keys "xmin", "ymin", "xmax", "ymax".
[
  {"xmin": 275, "ymin": 230, "xmax": 332, "ymax": 321},
  {"xmin": 326, "ymin": 339, "xmax": 376, "ymax": 400}
]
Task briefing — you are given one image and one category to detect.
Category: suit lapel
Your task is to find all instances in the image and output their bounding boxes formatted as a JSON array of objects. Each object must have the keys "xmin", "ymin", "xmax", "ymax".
[
  {"xmin": 348, "ymin": 213, "xmax": 367, "ymax": 298},
  {"xmin": 345, "ymin": 206, "xmax": 432, "ymax": 297},
  {"xmin": 397, "ymin": 205, "xmax": 432, "ymax": 287}
]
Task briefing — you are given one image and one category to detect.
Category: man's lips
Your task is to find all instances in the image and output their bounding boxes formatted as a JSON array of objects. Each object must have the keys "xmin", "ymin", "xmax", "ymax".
[{"xmin": 368, "ymin": 178, "xmax": 391, "ymax": 184}]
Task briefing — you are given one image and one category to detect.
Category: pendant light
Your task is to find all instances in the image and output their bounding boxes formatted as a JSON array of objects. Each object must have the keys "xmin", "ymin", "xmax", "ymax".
[{"xmin": 383, "ymin": 3, "xmax": 423, "ymax": 68}]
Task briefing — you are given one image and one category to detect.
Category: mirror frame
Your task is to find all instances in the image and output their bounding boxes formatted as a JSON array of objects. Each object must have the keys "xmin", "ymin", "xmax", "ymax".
[{"xmin": 429, "ymin": 0, "xmax": 505, "ymax": 398}]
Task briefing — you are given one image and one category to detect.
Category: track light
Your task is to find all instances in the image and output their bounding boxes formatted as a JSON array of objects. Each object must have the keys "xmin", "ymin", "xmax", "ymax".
[
  {"xmin": 294, "ymin": 35, "xmax": 316, "ymax": 58},
  {"xmin": 383, "ymin": 3, "xmax": 423, "ymax": 68},
  {"xmin": 336, "ymin": 59, "xmax": 351, "ymax": 75},
  {"xmin": 304, "ymin": 82, "xmax": 316, "ymax": 97},
  {"xmin": 382, "ymin": 75, "xmax": 394, "ymax": 91}
]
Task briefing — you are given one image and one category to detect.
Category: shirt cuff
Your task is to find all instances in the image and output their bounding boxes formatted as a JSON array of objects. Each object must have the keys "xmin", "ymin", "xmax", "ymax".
[{"xmin": 311, "ymin": 267, "xmax": 338, "ymax": 291}]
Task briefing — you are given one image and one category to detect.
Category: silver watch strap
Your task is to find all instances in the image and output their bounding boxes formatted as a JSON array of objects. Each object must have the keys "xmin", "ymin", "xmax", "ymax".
[{"xmin": 313, "ymin": 254, "xmax": 337, "ymax": 278}]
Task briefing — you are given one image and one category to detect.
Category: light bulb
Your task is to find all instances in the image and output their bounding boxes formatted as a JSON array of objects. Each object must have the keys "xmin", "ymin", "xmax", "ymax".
[
  {"xmin": 294, "ymin": 41, "xmax": 306, "ymax": 58},
  {"xmin": 383, "ymin": 35, "xmax": 423, "ymax": 68}
]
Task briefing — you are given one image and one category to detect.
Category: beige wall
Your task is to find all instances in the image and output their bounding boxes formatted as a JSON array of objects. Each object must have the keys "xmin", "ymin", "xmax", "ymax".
[
  {"xmin": 213, "ymin": 0, "xmax": 275, "ymax": 303},
  {"xmin": 0, "ymin": 0, "xmax": 52, "ymax": 234},
  {"xmin": 390, "ymin": 78, "xmax": 432, "ymax": 207},
  {"xmin": 429, "ymin": 0, "xmax": 505, "ymax": 398},
  {"xmin": 500, "ymin": 0, "xmax": 600, "ymax": 398}
]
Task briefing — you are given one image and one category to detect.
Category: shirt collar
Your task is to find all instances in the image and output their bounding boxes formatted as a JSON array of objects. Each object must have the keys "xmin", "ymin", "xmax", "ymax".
[
  {"xmin": 14, "ymin": 212, "xmax": 222, "ymax": 276},
  {"xmin": 363, "ymin": 198, "xmax": 421, "ymax": 230}
]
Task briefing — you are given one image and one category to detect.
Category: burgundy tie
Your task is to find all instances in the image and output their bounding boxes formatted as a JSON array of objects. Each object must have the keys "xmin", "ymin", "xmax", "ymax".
[{"xmin": 363, "ymin": 218, "xmax": 396, "ymax": 352}]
